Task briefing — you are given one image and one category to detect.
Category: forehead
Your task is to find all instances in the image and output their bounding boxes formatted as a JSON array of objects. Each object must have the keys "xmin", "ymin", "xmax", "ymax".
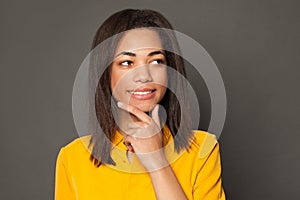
[{"xmin": 114, "ymin": 28, "xmax": 163, "ymax": 56}]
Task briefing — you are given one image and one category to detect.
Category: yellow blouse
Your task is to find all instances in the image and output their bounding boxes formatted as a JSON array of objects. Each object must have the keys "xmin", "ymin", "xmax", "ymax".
[{"xmin": 55, "ymin": 128, "xmax": 226, "ymax": 200}]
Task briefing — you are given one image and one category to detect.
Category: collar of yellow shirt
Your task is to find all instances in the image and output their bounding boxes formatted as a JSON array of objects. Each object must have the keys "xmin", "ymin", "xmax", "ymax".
[{"xmin": 108, "ymin": 126, "xmax": 185, "ymax": 173}]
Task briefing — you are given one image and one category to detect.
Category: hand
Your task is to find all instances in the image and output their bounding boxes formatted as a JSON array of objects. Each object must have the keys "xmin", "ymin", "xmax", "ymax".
[{"xmin": 117, "ymin": 102, "xmax": 169, "ymax": 171}]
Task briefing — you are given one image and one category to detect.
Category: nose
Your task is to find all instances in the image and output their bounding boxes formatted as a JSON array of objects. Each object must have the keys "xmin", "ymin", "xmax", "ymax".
[{"xmin": 133, "ymin": 65, "xmax": 153, "ymax": 83}]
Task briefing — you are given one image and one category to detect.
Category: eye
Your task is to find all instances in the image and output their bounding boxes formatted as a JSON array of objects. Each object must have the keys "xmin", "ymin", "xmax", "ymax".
[
  {"xmin": 150, "ymin": 59, "xmax": 165, "ymax": 65},
  {"xmin": 119, "ymin": 60, "xmax": 133, "ymax": 66}
]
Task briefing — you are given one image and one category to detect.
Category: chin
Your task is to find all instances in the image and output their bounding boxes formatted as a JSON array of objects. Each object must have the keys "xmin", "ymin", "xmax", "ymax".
[{"xmin": 131, "ymin": 102, "xmax": 156, "ymax": 113}]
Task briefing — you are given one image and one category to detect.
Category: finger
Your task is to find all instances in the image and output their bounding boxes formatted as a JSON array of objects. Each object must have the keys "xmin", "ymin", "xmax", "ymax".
[
  {"xmin": 117, "ymin": 102, "xmax": 151, "ymax": 124},
  {"xmin": 123, "ymin": 140, "xmax": 130, "ymax": 146},
  {"xmin": 151, "ymin": 104, "xmax": 161, "ymax": 129},
  {"xmin": 123, "ymin": 135, "xmax": 132, "ymax": 143},
  {"xmin": 128, "ymin": 121, "xmax": 148, "ymax": 129},
  {"xmin": 123, "ymin": 136, "xmax": 135, "ymax": 152},
  {"xmin": 124, "ymin": 135, "xmax": 137, "ymax": 149},
  {"xmin": 126, "ymin": 150, "xmax": 134, "ymax": 163},
  {"xmin": 126, "ymin": 145, "xmax": 134, "ymax": 152},
  {"xmin": 128, "ymin": 123, "xmax": 158, "ymax": 139},
  {"xmin": 124, "ymin": 124, "xmax": 160, "ymax": 140}
]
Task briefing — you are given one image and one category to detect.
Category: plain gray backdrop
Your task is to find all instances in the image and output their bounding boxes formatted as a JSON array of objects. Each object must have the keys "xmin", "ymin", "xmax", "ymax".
[{"xmin": 1, "ymin": 0, "xmax": 299, "ymax": 199}]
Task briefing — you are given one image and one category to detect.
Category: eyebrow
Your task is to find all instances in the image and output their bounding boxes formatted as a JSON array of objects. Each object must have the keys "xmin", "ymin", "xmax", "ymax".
[{"xmin": 115, "ymin": 50, "xmax": 165, "ymax": 58}]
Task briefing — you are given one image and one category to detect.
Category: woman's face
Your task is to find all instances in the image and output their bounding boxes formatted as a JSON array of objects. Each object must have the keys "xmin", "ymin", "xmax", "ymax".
[{"xmin": 110, "ymin": 28, "xmax": 167, "ymax": 112}]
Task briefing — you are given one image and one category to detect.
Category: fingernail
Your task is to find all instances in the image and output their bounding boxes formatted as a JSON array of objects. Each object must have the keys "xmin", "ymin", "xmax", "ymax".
[{"xmin": 117, "ymin": 102, "xmax": 123, "ymax": 107}]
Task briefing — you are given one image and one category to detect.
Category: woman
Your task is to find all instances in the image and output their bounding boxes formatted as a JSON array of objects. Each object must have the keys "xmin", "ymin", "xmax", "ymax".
[{"xmin": 55, "ymin": 9, "xmax": 226, "ymax": 200}]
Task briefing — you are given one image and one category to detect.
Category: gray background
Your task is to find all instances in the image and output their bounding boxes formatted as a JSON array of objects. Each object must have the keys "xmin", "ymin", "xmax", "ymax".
[{"xmin": 1, "ymin": 0, "xmax": 299, "ymax": 199}]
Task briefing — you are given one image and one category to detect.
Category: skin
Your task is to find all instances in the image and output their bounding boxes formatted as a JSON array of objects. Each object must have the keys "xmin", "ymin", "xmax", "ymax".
[
  {"xmin": 111, "ymin": 28, "xmax": 168, "ymax": 112},
  {"xmin": 110, "ymin": 29, "xmax": 188, "ymax": 200}
]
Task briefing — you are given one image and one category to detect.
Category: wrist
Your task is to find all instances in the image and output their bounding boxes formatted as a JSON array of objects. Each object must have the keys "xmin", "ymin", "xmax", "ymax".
[{"xmin": 137, "ymin": 149, "xmax": 169, "ymax": 172}]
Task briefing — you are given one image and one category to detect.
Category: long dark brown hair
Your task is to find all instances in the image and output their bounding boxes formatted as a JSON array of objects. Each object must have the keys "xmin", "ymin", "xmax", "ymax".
[{"xmin": 88, "ymin": 9, "xmax": 193, "ymax": 167}]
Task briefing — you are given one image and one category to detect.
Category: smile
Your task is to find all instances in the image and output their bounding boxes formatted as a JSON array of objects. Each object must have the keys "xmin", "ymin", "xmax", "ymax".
[
  {"xmin": 129, "ymin": 90, "xmax": 154, "ymax": 95},
  {"xmin": 127, "ymin": 88, "xmax": 156, "ymax": 100}
]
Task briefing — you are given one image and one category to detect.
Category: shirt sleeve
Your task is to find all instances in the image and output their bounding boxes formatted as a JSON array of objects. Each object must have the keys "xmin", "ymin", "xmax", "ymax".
[
  {"xmin": 192, "ymin": 140, "xmax": 226, "ymax": 200},
  {"xmin": 55, "ymin": 148, "xmax": 76, "ymax": 200}
]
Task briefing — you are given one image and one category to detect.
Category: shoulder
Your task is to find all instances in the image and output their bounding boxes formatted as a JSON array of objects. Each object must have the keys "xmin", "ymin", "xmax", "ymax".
[
  {"xmin": 63, "ymin": 135, "xmax": 91, "ymax": 150},
  {"xmin": 55, "ymin": 136, "xmax": 95, "ymax": 182},
  {"xmin": 57, "ymin": 136, "xmax": 91, "ymax": 161},
  {"xmin": 190, "ymin": 130, "xmax": 219, "ymax": 159}
]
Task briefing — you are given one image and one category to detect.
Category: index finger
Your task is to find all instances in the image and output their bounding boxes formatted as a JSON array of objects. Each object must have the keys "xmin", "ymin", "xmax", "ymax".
[{"xmin": 117, "ymin": 102, "xmax": 151, "ymax": 124}]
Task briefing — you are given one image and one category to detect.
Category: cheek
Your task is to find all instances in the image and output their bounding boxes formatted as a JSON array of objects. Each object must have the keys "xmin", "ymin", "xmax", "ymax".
[
  {"xmin": 153, "ymin": 67, "xmax": 168, "ymax": 87},
  {"xmin": 110, "ymin": 67, "xmax": 123, "ymax": 100},
  {"xmin": 152, "ymin": 68, "xmax": 168, "ymax": 100},
  {"xmin": 110, "ymin": 67, "xmax": 132, "ymax": 101},
  {"xmin": 110, "ymin": 66, "xmax": 125, "ymax": 92},
  {"xmin": 110, "ymin": 67, "xmax": 117, "ymax": 91},
  {"xmin": 110, "ymin": 75, "xmax": 117, "ymax": 92}
]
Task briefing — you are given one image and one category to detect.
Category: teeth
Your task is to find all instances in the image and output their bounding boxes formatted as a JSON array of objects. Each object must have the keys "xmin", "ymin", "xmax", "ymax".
[{"xmin": 130, "ymin": 90, "xmax": 153, "ymax": 95}]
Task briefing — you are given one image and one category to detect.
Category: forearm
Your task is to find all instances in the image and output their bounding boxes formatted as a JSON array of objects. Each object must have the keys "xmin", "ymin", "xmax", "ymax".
[{"xmin": 149, "ymin": 166, "xmax": 188, "ymax": 200}]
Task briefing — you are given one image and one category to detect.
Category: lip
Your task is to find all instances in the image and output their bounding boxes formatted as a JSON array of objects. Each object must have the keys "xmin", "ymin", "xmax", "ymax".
[{"xmin": 127, "ymin": 88, "xmax": 156, "ymax": 100}]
